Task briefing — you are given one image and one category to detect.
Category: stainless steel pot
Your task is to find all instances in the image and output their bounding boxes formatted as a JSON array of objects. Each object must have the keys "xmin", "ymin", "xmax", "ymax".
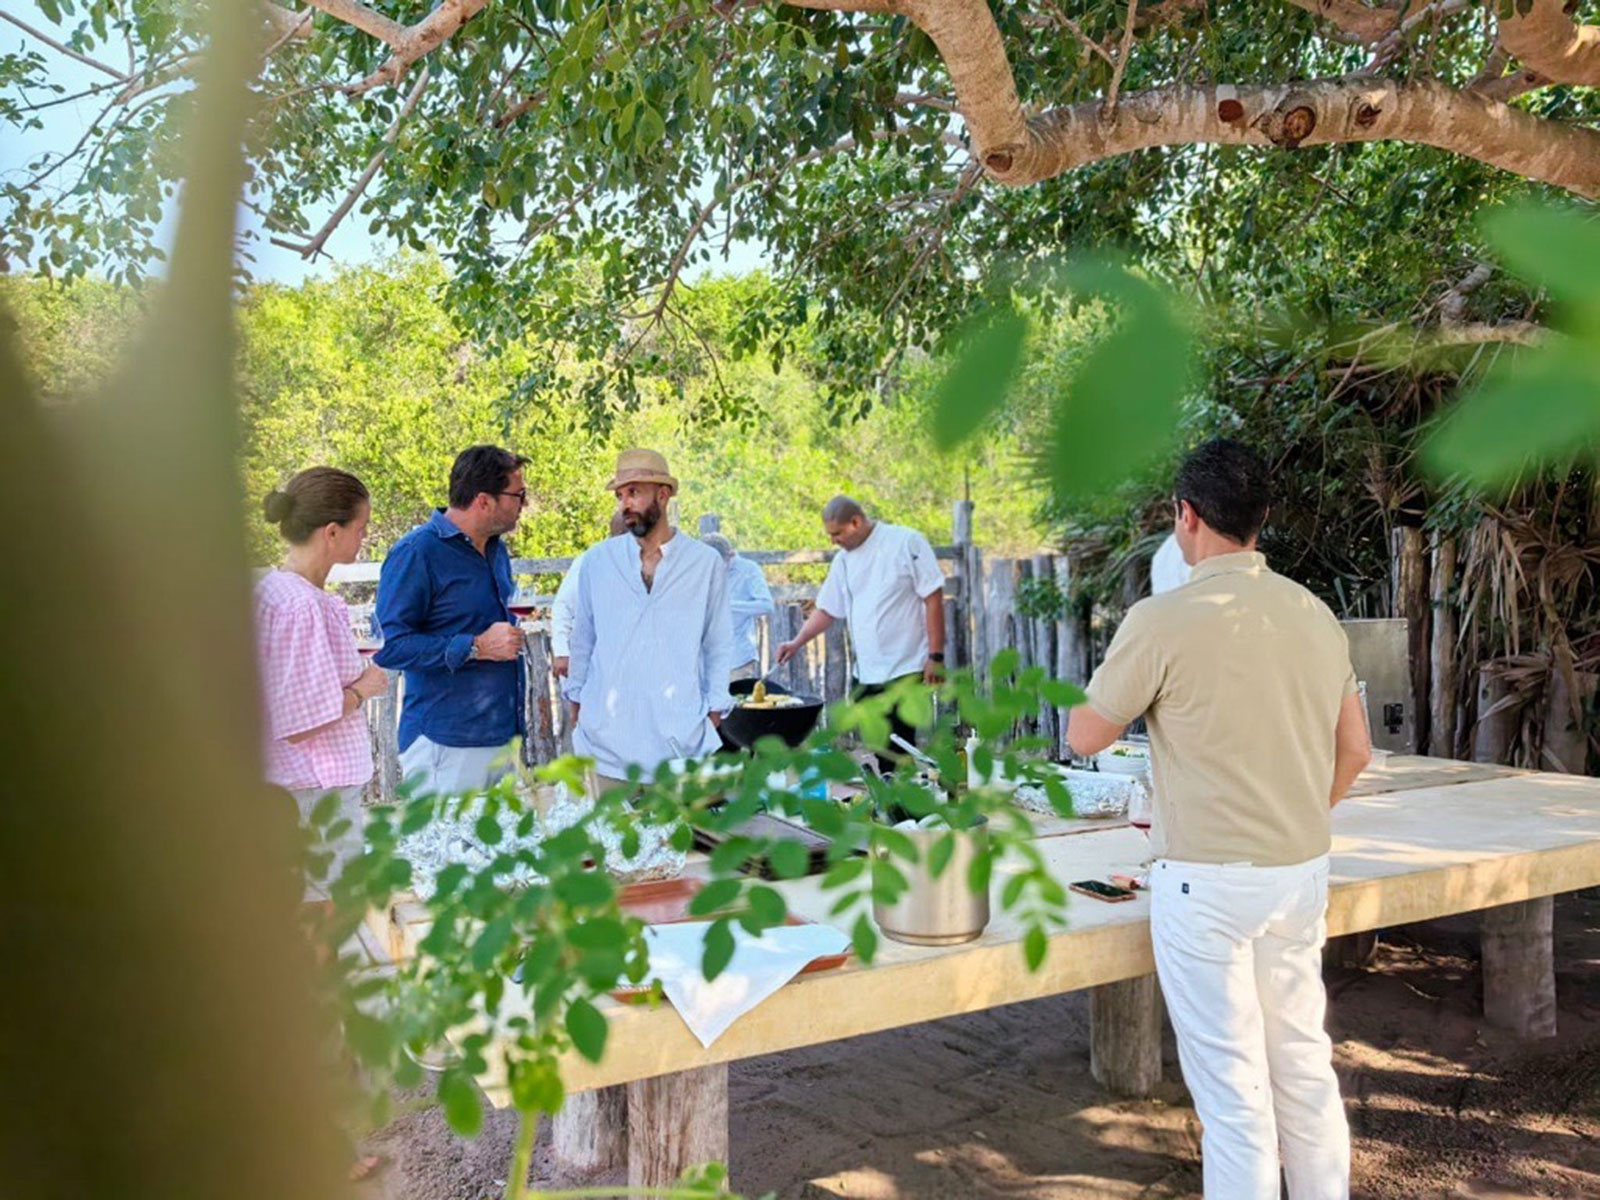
[{"xmin": 872, "ymin": 820, "xmax": 991, "ymax": 946}]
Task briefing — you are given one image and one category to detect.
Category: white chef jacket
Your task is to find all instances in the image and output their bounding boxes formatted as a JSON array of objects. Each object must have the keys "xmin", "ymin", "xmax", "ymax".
[
  {"xmin": 815, "ymin": 521, "xmax": 944, "ymax": 685},
  {"xmin": 727, "ymin": 554, "xmax": 775, "ymax": 668}
]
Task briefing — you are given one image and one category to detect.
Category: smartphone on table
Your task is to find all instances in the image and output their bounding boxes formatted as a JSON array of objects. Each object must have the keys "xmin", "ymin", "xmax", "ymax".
[{"xmin": 1070, "ymin": 879, "xmax": 1138, "ymax": 903}]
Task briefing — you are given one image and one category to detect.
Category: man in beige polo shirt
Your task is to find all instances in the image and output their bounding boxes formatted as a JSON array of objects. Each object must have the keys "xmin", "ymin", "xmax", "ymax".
[{"xmin": 1067, "ymin": 438, "xmax": 1371, "ymax": 1200}]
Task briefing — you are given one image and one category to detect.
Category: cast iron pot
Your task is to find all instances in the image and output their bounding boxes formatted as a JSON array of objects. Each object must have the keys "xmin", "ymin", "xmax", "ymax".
[{"xmin": 719, "ymin": 678, "xmax": 824, "ymax": 751}]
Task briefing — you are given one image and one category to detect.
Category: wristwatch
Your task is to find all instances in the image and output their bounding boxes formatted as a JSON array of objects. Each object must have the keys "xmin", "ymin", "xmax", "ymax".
[
  {"xmin": 467, "ymin": 638, "xmax": 481, "ymax": 662},
  {"xmin": 928, "ymin": 652, "xmax": 945, "ymax": 663}
]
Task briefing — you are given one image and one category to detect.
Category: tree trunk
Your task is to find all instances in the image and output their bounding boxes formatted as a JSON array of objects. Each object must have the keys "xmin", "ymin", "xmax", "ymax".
[
  {"xmin": 1542, "ymin": 668, "xmax": 1597, "ymax": 774},
  {"xmin": 1090, "ymin": 975, "xmax": 1163, "ymax": 1097},
  {"xmin": 1473, "ymin": 667, "xmax": 1522, "ymax": 765},
  {"xmin": 1481, "ymin": 897, "xmax": 1557, "ymax": 1039},
  {"xmin": 552, "ymin": 1085, "xmax": 628, "ymax": 1174},
  {"xmin": 626, "ymin": 1064, "xmax": 729, "ymax": 1189},
  {"xmin": 1428, "ymin": 533, "xmax": 1459, "ymax": 759},
  {"xmin": 1392, "ymin": 526, "xmax": 1430, "ymax": 756}
]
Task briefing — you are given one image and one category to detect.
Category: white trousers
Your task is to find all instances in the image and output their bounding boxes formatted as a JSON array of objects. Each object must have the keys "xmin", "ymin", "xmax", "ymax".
[
  {"xmin": 291, "ymin": 785, "xmax": 364, "ymax": 899},
  {"xmin": 1151, "ymin": 855, "xmax": 1350, "ymax": 1200},
  {"xmin": 398, "ymin": 735, "xmax": 514, "ymax": 799}
]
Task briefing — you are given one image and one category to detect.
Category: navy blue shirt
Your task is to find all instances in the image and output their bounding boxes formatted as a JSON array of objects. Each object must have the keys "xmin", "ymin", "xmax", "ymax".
[{"xmin": 375, "ymin": 510, "xmax": 525, "ymax": 752}]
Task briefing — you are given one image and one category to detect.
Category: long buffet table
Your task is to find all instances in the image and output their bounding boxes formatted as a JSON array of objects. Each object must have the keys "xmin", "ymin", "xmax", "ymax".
[{"xmin": 370, "ymin": 756, "xmax": 1600, "ymax": 1187}]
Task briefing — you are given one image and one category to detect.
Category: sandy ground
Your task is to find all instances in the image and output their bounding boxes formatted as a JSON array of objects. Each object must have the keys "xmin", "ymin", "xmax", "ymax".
[{"xmin": 365, "ymin": 890, "xmax": 1600, "ymax": 1199}]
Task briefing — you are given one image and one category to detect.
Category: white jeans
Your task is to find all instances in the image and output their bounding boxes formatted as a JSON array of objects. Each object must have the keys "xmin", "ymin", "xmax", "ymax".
[
  {"xmin": 398, "ymin": 735, "xmax": 514, "ymax": 799},
  {"xmin": 291, "ymin": 785, "xmax": 363, "ymax": 899},
  {"xmin": 1151, "ymin": 855, "xmax": 1349, "ymax": 1200}
]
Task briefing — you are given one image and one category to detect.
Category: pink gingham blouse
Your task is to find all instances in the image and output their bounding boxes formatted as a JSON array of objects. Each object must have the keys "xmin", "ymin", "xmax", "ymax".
[{"xmin": 254, "ymin": 569, "xmax": 375, "ymax": 791}]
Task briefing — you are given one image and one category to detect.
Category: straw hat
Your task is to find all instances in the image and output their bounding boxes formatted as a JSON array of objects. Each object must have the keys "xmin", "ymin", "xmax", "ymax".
[{"xmin": 605, "ymin": 448, "xmax": 678, "ymax": 493}]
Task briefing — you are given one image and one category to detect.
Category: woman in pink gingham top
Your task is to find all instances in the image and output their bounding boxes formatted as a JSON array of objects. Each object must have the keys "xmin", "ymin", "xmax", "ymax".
[{"xmin": 254, "ymin": 467, "xmax": 386, "ymax": 890}]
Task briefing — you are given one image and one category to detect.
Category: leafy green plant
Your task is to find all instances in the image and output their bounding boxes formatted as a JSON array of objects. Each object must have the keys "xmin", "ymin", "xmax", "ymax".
[{"xmin": 305, "ymin": 662, "xmax": 1089, "ymax": 1197}]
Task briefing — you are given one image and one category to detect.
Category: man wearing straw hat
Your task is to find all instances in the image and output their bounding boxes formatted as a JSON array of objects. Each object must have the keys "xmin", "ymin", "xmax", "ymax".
[{"xmin": 563, "ymin": 449, "xmax": 734, "ymax": 792}]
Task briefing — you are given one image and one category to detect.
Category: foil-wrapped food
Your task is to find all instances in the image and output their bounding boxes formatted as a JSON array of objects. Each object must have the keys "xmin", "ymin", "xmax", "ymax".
[
  {"xmin": 1012, "ymin": 767, "xmax": 1146, "ymax": 819},
  {"xmin": 394, "ymin": 783, "xmax": 686, "ymax": 900}
]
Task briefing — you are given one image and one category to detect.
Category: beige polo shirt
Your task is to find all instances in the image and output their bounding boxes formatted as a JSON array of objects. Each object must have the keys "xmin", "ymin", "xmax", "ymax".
[{"xmin": 1086, "ymin": 551, "xmax": 1356, "ymax": 867}]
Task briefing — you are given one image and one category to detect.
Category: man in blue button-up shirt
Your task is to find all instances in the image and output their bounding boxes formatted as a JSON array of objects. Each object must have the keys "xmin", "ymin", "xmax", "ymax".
[{"xmin": 376, "ymin": 445, "xmax": 529, "ymax": 797}]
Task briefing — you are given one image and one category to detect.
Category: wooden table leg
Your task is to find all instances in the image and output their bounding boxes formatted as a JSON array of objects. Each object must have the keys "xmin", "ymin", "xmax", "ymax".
[
  {"xmin": 1090, "ymin": 973, "xmax": 1163, "ymax": 1097},
  {"xmin": 627, "ymin": 1063, "xmax": 729, "ymax": 1188},
  {"xmin": 552, "ymin": 1084, "xmax": 628, "ymax": 1174},
  {"xmin": 1481, "ymin": 896, "xmax": 1557, "ymax": 1038}
]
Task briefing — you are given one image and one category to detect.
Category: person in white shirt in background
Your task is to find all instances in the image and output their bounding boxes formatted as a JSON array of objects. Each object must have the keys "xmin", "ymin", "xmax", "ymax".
[
  {"xmin": 564, "ymin": 449, "xmax": 734, "ymax": 794},
  {"xmin": 1150, "ymin": 531, "xmax": 1191, "ymax": 596},
  {"xmin": 701, "ymin": 533, "xmax": 775, "ymax": 681},
  {"xmin": 550, "ymin": 510, "xmax": 628, "ymax": 679},
  {"xmin": 776, "ymin": 495, "xmax": 945, "ymax": 770}
]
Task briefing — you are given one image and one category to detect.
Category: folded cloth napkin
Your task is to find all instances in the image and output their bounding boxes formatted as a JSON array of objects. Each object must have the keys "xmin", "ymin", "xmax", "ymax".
[{"xmin": 642, "ymin": 921, "xmax": 851, "ymax": 1048}]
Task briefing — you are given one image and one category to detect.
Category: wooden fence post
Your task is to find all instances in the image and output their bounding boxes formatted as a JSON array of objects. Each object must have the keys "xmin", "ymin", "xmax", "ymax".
[
  {"xmin": 1392, "ymin": 525, "xmax": 1430, "ymax": 755},
  {"xmin": 823, "ymin": 619, "xmax": 848, "ymax": 703},
  {"xmin": 951, "ymin": 500, "xmax": 974, "ymax": 672},
  {"xmin": 782, "ymin": 604, "xmax": 806, "ymax": 693},
  {"xmin": 1544, "ymin": 668, "xmax": 1598, "ymax": 774},
  {"xmin": 1428, "ymin": 533, "xmax": 1458, "ymax": 759},
  {"xmin": 1473, "ymin": 665, "xmax": 1521, "ymax": 765},
  {"xmin": 367, "ymin": 670, "xmax": 401, "ymax": 805},
  {"xmin": 1032, "ymin": 553, "xmax": 1058, "ymax": 748},
  {"xmin": 524, "ymin": 627, "xmax": 558, "ymax": 765},
  {"xmin": 968, "ymin": 548, "xmax": 988, "ymax": 679}
]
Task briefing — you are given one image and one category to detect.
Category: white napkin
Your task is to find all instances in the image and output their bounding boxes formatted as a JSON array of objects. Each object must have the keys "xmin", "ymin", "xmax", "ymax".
[{"xmin": 642, "ymin": 921, "xmax": 850, "ymax": 1048}]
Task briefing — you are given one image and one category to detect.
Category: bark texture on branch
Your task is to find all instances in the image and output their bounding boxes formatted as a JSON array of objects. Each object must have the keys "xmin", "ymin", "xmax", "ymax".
[
  {"xmin": 791, "ymin": 3, "xmax": 1599, "ymax": 196},
  {"xmin": 1008, "ymin": 78, "xmax": 1600, "ymax": 198},
  {"xmin": 1499, "ymin": 0, "xmax": 1600, "ymax": 87},
  {"xmin": 305, "ymin": 0, "xmax": 490, "ymax": 93}
]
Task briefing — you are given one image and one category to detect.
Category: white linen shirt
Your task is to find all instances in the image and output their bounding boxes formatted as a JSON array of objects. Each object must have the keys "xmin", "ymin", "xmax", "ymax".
[
  {"xmin": 815, "ymin": 521, "xmax": 945, "ymax": 685},
  {"xmin": 727, "ymin": 554, "xmax": 775, "ymax": 668},
  {"xmin": 549, "ymin": 549, "xmax": 589, "ymax": 657},
  {"xmin": 564, "ymin": 532, "xmax": 735, "ymax": 777}
]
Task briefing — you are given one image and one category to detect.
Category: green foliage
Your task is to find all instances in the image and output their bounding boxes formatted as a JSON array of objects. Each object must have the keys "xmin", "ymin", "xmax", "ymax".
[
  {"xmin": 6, "ymin": 260, "xmax": 1046, "ymax": 563},
  {"xmin": 8, "ymin": 0, "xmax": 1594, "ymax": 427},
  {"xmin": 311, "ymin": 659, "xmax": 1093, "ymax": 1190},
  {"xmin": 1422, "ymin": 204, "xmax": 1600, "ymax": 489}
]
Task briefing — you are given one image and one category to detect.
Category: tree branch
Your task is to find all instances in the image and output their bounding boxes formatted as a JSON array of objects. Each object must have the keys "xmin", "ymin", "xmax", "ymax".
[
  {"xmin": 1435, "ymin": 321, "xmax": 1546, "ymax": 347},
  {"xmin": 303, "ymin": 0, "xmax": 489, "ymax": 94},
  {"xmin": 1498, "ymin": 0, "xmax": 1600, "ymax": 87},
  {"xmin": 301, "ymin": 0, "xmax": 406, "ymax": 48},
  {"xmin": 0, "ymin": 9, "xmax": 130, "ymax": 81},
  {"xmin": 1278, "ymin": 0, "xmax": 1400, "ymax": 44},
  {"xmin": 1102, "ymin": 0, "xmax": 1139, "ymax": 121},
  {"xmin": 271, "ymin": 65, "xmax": 430, "ymax": 259},
  {"xmin": 1438, "ymin": 262, "xmax": 1493, "ymax": 324},
  {"xmin": 1004, "ymin": 78, "xmax": 1600, "ymax": 198},
  {"xmin": 790, "ymin": 0, "xmax": 1599, "ymax": 196},
  {"xmin": 1471, "ymin": 65, "xmax": 1551, "ymax": 102},
  {"xmin": 1033, "ymin": 0, "xmax": 1116, "ymax": 67}
]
